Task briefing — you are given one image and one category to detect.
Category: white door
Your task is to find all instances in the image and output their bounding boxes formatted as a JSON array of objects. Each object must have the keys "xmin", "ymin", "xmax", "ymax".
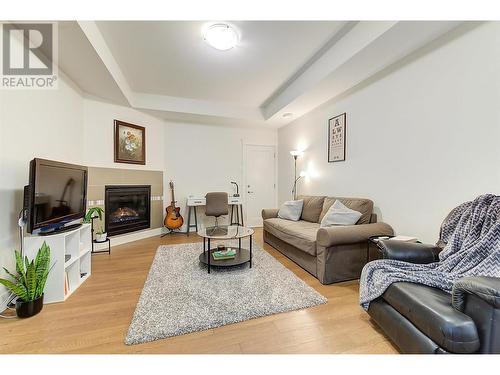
[{"xmin": 244, "ymin": 145, "xmax": 276, "ymax": 227}]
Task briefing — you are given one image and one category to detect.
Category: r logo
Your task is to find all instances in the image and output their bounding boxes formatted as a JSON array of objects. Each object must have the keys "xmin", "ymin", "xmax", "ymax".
[{"xmin": 2, "ymin": 23, "xmax": 53, "ymax": 75}]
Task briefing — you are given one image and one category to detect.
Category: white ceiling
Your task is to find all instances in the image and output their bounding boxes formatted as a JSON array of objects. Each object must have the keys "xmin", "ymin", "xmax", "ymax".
[
  {"xmin": 95, "ymin": 21, "xmax": 343, "ymax": 107},
  {"xmin": 55, "ymin": 20, "xmax": 466, "ymax": 127},
  {"xmin": 57, "ymin": 21, "xmax": 128, "ymax": 105}
]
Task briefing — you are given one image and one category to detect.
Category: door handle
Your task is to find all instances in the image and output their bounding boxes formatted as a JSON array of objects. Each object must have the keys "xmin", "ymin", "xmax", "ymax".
[{"xmin": 248, "ymin": 191, "xmax": 254, "ymax": 194}]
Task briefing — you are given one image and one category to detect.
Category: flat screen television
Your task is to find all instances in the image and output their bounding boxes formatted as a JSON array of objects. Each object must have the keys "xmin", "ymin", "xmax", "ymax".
[{"xmin": 26, "ymin": 158, "xmax": 88, "ymax": 234}]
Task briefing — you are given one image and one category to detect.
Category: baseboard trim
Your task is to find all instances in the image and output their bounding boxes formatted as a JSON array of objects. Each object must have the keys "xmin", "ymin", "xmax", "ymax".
[{"xmin": 93, "ymin": 227, "xmax": 162, "ymax": 250}]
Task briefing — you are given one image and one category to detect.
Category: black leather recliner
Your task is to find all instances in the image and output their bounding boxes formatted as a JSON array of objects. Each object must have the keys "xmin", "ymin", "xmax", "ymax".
[{"xmin": 367, "ymin": 240, "xmax": 500, "ymax": 354}]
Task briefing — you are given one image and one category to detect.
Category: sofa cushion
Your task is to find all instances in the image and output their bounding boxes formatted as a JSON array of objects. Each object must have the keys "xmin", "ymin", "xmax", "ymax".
[
  {"xmin": 277, "ymin": 199, "xmax": 304, "ymax": 221},
  {"xmin": 319, "ymin": 197, "xmax": 373, "ymax": 224},
  {"xmin": 320, "ymin": 200, "xmax": 362, "ymax": 227},
  {"xmin": 263, "ymin": 218, "xmax": 320, "ymax": 256},
  {"xmin": 382, "ymin": 282, "xmax": 480, "ymax": 353},
  {"xmin": 297, "ymin": 195, "xmax": 325, "ymax": 223}
]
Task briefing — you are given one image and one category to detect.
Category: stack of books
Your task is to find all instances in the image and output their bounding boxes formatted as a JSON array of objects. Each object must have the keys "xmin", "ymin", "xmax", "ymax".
[{"xmin": 212, "ymin": 248, "xmax": 236, "ymax": 260}]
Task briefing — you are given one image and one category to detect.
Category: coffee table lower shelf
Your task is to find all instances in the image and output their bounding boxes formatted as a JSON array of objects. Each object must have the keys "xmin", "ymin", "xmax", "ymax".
[{"xmin": 199, "ymin": 248, "xmax": 252, "ymax": 273}]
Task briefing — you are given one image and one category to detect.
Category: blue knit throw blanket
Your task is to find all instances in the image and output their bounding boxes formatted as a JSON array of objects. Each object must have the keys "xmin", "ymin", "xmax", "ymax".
[{"xmin": 359, "ymin": 194, "xmax": 500, "ymax": 310}]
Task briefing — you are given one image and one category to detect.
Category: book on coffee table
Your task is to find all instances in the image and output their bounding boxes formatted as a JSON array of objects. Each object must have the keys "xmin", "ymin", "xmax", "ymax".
[{"xmin": 213, "ymin": 248, "xmax": 236, "ymax": 260}]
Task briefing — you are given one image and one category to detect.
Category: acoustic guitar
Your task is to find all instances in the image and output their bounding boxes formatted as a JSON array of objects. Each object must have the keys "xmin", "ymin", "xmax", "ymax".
[{"xmin": 164, "ymin": 180, "xmax": 184, "ymax": 230}]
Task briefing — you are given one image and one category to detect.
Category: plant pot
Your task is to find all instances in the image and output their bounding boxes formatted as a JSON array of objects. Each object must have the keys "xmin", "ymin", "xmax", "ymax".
[
  {"xmin": 15, "ymin": 294, "xmax": 44, "ymax": 318},
  {"xmin": 95, "ymin": 232, "xmax": 107, "ymax": 242}
]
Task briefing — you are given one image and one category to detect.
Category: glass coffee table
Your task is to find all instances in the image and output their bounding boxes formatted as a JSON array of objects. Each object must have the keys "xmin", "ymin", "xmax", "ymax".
[{"xmin": 197, "ymin": 226, "xmax": 254, "ymax": 274}]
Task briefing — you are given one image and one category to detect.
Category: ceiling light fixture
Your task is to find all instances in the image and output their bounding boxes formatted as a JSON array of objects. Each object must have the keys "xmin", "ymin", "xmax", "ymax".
[{"xmin": 203, "ymin": 23, "xmax": 238, "ymax": 51}]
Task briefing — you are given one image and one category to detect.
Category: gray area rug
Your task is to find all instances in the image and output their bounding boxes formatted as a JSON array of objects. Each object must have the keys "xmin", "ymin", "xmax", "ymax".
[{"xmin": 125, "ymin": 241, "xmax": 327, "ymax": 345}]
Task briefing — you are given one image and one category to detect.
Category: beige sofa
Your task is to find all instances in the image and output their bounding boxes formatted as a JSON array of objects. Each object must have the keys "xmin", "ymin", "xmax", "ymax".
[{"xmin": 262, "ymin": 195, "xmax": 394, "ymax": 284}]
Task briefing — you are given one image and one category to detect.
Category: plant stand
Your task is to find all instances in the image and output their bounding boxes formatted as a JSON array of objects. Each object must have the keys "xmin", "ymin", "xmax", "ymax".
[{"xmin": 91, "ymin": 217, "xmax": 111, "ymax": 255}]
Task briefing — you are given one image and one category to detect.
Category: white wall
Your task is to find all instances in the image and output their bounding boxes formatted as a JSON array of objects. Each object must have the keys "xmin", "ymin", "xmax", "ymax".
[
  {"xmin": 278, "ymin": 22, "xmax": 500, "ymax": 243},
  {"xmin": 82, "ymin": 98, "xmax": 166, "ymax": 172},
  {"xmin": 0, "ymin": 72, "xmax": 85, "ymax": 303},
  {"xmin": 164, "ymin": 121, "xmax": 277, "ymax": 231}
]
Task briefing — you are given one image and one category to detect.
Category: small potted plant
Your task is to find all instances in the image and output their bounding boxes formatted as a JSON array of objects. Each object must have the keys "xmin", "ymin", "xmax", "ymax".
[
  {"xmin": 83, "ymin": 206, "xmax": 104, "ymax": 223},
  {"xmin": 0, "ymin": 242, "xmax": 51, "ymax": 318},
  {"xmin": 95, "ymin": 227, "xmax": 107, "ymax": 242}
]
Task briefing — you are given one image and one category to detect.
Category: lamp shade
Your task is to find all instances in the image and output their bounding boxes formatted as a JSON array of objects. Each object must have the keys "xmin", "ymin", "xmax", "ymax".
[{"xmin": 290, "ymin": 150, "xmax": 303, "ymax": 157}]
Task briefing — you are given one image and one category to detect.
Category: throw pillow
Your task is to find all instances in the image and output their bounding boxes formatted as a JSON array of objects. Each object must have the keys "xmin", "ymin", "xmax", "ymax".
[
  {"xmin": 320, "ymin": 199, "xmax": 362, "ymax": 227},
  {"xmin": 278, "ymin": 200, "xmax": 304, "ymax": 221}
]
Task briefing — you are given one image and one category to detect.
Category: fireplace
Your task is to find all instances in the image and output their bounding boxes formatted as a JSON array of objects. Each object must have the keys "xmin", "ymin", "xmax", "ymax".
[{"xmin": 105, "ymin": 185, "xmax": 151, "ymax": 236}]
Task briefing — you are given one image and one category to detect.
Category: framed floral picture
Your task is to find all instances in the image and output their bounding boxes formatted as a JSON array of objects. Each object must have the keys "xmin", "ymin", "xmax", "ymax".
[{"xmin": 114, "ymin": 120, "xmax": 146, "ymax": 165}]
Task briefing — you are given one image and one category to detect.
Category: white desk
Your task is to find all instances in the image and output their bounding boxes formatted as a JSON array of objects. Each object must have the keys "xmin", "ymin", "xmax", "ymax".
[
  {"xmin": 187, "ymin": 196, "xmax": 242, "ymax": 206},
  {"xmin": 186, "ymin": 195, "xmax": 244, "ymax": 235}
]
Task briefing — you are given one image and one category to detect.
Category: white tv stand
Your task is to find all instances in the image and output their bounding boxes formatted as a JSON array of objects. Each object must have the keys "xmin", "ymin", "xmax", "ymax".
[{"xmin": 24, "ymin": 223, "xmax": 92, "ymax": 303}]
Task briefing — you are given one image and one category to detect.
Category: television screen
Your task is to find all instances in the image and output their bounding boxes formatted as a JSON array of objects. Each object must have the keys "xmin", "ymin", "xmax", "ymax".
[{"xmin": 28, "ymin": 159, "xmax": 88, "ymax": 233}]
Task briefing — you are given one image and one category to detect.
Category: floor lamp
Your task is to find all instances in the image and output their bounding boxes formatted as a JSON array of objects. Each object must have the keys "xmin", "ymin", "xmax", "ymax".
[{"xmin": 290, "ymin": 150, "xmax": 303, "ymax": 200}]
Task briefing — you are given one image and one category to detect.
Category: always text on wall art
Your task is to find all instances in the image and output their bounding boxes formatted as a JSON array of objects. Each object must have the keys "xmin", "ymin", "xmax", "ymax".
[{"xmin": 328, "ymin": 113, "xmax": 346, "ymax": 162}]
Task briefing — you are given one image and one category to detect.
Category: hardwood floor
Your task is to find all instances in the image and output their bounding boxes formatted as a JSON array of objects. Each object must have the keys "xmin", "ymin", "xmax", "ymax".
[{"xmin": 0, "ymin": 228, "xmax": 398, "ymax": 354}]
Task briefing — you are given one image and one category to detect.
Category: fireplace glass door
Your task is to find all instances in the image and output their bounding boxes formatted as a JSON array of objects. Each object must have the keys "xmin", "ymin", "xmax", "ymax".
[{"xmin": 105, "ymin": 185, "xmax": 151, "ymax": 236}]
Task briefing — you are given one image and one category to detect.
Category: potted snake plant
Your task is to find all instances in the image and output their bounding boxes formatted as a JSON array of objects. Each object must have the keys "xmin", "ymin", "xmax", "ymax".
[{"xmin": 0, "ymin": 242, "xmax": 51, "ymax": 318}]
